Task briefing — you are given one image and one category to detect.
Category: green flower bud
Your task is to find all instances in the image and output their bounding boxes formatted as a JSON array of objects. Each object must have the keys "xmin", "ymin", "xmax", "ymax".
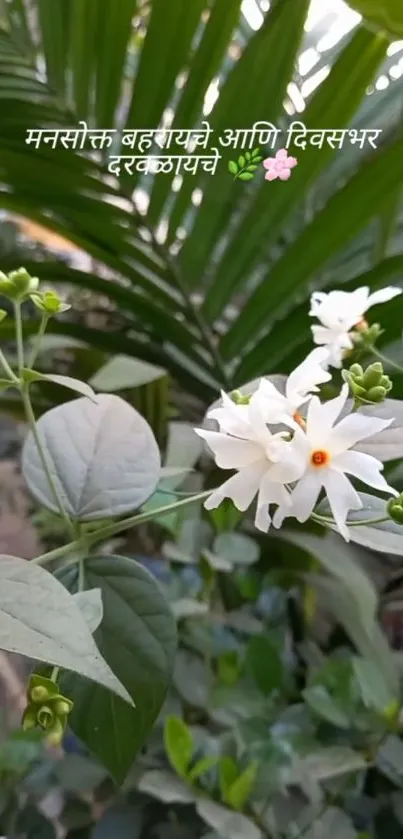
[
  {"xmin": 46, "ymin": 717, "xmax": 65, "ymax": 747},
  {"xmin": 388, "ymin": 495, "xmax": 403, "ymax": 524},
  {"xmin": 53, "ymin": 698, "xmax": 73, "ymax": 717},
  {"xmin": 0, "ymin": 277, "xmax": 19, "ymax": 298},
  {"xmin": 37, "ymin": 705, "xmax": 55, "ymax": 730},
  {"xmin": 8, "ymin": 268, "xmax": 39, "ymax": 296},
  {"xmin": 21, "ymin": 705, "xmax": 38, "ymax": 731},
  {"xmin": 365, "ymin": 385, "xmax": 390, "ymax": 403},
  {"xmin": 30, "ymin": 290, "xmax": 71, "ymax": 315},
  {"xmin": 352, "ymin": 322, "xmax": 383, "ymax": 348},
  {"xmin": 343, "ymin": 361, "xmax": 392, "ymax": 405},
  {"xmin": 230, "ymin": 390, "xmax": 250, "ymax": 405},
  {"xmin": 28, "ymin": 674, "xmax": 58, "ymax": 703},
  {"xmin": 362, "ymin": 362, "xmax": 384, "ymax": 389},
  {"xmin": 30, "ymin": 685, "xmax": 50, "ymax": 703}
]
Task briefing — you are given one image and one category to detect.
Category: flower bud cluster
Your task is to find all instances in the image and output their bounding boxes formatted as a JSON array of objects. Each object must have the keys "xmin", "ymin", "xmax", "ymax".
[{"xmin": 22, "ymin": 674, "xmax": 73, "ymax": 746}]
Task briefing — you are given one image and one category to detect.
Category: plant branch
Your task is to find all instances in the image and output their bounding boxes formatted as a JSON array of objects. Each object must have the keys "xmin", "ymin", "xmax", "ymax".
[
  {"xmin": 28, "ymin": 312, "xmax": 49, "ymax": 368},
  {"xmin": 33, "ymin": 489, "xmax": 212, "ymax": 566}
]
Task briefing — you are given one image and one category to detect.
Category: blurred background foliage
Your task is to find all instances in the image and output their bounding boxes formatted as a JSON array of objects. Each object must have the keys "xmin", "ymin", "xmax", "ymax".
[{"xmin": 1, "ymin": 0, "xmax": 403, "ymax": 837}]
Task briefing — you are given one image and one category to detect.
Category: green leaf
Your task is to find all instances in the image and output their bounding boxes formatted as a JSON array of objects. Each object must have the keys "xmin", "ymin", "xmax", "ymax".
[
  {"xmin": 138, "ymin": 769, "xmax": 195, "ymax": 803},
  {"xmin": 23, "ymin": 369, "xmax": 97, "ymax": 401},
  {"xmin": 279, "ymin": 531, "xmax": 377, "ymax": 632},
  {"xmin": 357, "ymin": 399, "xmax": 403, "ymax": 462},
  {"xmin": 246, "ymin": 636, "xmax": 283, "ymax": 696},
  {"xmin": 219, "ymin": 756, "xmax": 239, "ymax": 801},
  {"xmin": 226, "ymin": 761, "xmax": 258, "ymax": 811},
  {"xmin": 318, "ymin": 491, "xmax": 403, "ymax": 554},
  {"xmin": 188, "ymin": 755, "xmax": 219, "ymax": 782},
  {"xmin": 164, "ymin": 715, "xmax": 193, "ymax": 779},
  {"xmin": 213, "ymin": 532, "xmax": 260, "ymax": 567},
  {"xmin": 237, "ymin": 155, "xmax": 246, "ymax": 168},
  {"xmin": 236, "ymin": 172, "xmax": 254, "ymax": 181},
  {"xmin": 302, "ymin": 806, "xmax": 356, "ymax": 839},
  {"xmin": 55, "ymin": 753, "xmax": 108, "ymax": 793},
  {"xmin": 196, "ymin": 799, "xmax": 262, "ymax": 839},
  {"xmin": 72, "ymin": 589, "xmax": 103, "ymax": 633},
  {"xmin": 0, "ymin": 555, "xmax": 131, "ymax": 704},
  {"xmin": 347, "ymin": 0, "xmax": 403, "ymax": 37},
  {"xmin": 352, "ymin": 656, "xmax": 397, "ymax": 713},
  {"xmin": 59, "ymin": 555, "xmax": 177, "ymax": 783},
  {"xmin": 228, "ymin": 160, "xmax": 238, "ymax": 175},
  {"xmin": 22, "ymin": 393, "xmax": 161, "ymax": 520},
  {"xmin": 89, "ymin": 355, "xmax": 167, "ymax": 391},
  {"xmin": 303, "ymin": 685, "xmax": 351, "ymax": 729}
]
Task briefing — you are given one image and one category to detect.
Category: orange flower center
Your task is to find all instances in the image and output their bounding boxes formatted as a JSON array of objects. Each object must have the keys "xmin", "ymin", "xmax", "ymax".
[
  {"xmin": 355, "ymin": 317, "xmax": 368, "ymax": 331},
  {"xmin": 310, "ymin": 449, "xmax": 330, "ymax": 468}
]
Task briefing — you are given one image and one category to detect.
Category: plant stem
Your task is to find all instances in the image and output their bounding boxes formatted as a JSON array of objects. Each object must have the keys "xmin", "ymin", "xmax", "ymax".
[
  {"xmin": 21, "ymin": 383, "xmax": 76, "ymax": 541},
  {"xmin": 0, "ymin": 348, "xmax": 19, "ymax": 384},
  {"xmin": 13, "ymin": 300, "xmax": 24, "ymax": 374},
  {"xmin": 33, "ymin": 489, "xmax": 212, "ymax": 566},
  {"xmin": 28, "ymin": 313, "xmax": 49, "ymax": 368},
  {"xmin": 50, "ymin": 666, "xmax": 60, "ymax": 682},
  {"xmin": 371, "ymin": 345, "xmax": 403, "ymax": 374},
  {"xmin": 312, "ymin": 511, "xmax": 389, "ymax": 528}
]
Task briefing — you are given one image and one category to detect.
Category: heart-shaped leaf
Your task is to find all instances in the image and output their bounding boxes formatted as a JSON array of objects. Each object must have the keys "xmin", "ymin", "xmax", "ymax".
[
  {"xmin": 0, "ymin": 555, "xmax": 130, "ymax": 704},
  {"xmin": 22, "ymin": 394, "xmax": 161, "ymax": 520},
  {"xmin": 59, "ymin": 555, "xmax": 177, "ymax": 783}
]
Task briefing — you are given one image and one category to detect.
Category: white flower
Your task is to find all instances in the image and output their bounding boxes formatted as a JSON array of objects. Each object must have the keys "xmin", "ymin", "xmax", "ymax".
[
  {"xmin": 258, "ymin": 347, "xmax": 331, "ymax": 424},
  {"xmin": 275, "ymin": 383, "xmax": 398, "ymax": 540},
  {"xmin": 195, "ymin": 391, "xmax": 305, "ymax": 532},
  {"xmin": 309, "ymin": 286, "xmax": 402, "ymax": 367}
]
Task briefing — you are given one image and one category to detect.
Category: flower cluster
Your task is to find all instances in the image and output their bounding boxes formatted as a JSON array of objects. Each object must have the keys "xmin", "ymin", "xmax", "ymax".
[
  {"xmin": 196, "ymin": 287, "xmax": 402, "ymax": 541},
  {"xmin": 22, "ymin": 674, "xmax": 73, "ymax": 746}
]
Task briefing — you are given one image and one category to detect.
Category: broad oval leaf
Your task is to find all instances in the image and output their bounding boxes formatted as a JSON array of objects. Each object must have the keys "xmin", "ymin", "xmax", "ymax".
[
  {"xmin": 59, "ymin": 555, "xmax": 177, "ymax": 783},
  {"xmin": 318, "ymin": 492, "xmax": 403, "ymax": 555},
  {"xmin": 278, "ymin": 531, "xmax": 377, "ymax": 631},
  {"xmin": 89, "ymin": 355, "xmax": 166, "ymax": 391},
  {"xmin": 356, "ymin": 399, "xmax": 403, "ymax": 462},
  {"xmin": 196, "ymin": 800, "xmax": 262, "ymax": 839},
  {"xmin": 0, "ymin": 555, "xmax": 131, "ymax": 704},
  {"xmin": 138, "ymin": 770, "xmax": 195, "ymax": 803},
  {"xmin": 164, "ymin": 715, "xmax": 193, "ymax": 778},
  {"xmin": 22, "ymin": 394, "xmax": 161, "ymax": 520}
]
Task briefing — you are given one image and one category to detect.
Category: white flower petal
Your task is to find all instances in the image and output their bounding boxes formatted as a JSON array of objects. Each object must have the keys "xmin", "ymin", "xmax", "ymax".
[
  {"xmin": 306, "ymin": 384, "xmax": 349, "ymax": 444},
  {"xmin": 332, "ymin": 450, "xmax": 398, "ymax": 497},
  {"xmin": 286, "ymin": 347, "xmax": 332, "ymax": 403},
  {"xmin": 195, "ymin": 428, "xmax": 262, "ymax": 468},
  {"xmin": 366, "ymin": 286, "xmax": 402, "ymax": 309},
  {"xmin": 207, "ymin": 391, "xmax": 252, "ymax": 437},
  {"xmin": 322, "ymin": 469, "xmax": 363, "ymax": 541},
  {"xmin": 255, "ymin": 479, "xmax": 290, "ymax": 533},
  {"xmin": 330, "ymin": 413, "xmax": 394, "ymax": 454},
  {"xmin": 287, "ymin": 470, "xmax": 322, "ymax": 523},
  {"xmin": 204, "ymin": 461, "xmax": 266, "ymax": 512}
]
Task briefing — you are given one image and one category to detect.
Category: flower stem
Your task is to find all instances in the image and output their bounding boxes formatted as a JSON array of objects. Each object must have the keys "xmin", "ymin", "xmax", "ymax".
[
  {"xmin": 21, "ymin": 384, "xmax": 77, "ymax": 541},
  {"xmin": 14, "ymin": 301, "xmax": 24, "ymax": 374},
  {"xmin": 28, "ymin": 313, "xmax": 49, "ymax": 369},
  {"xmin": 0, "ymin": 348, "xmax": 19, "ymax": 384},
  {"xmin": 32, "ymin": 489, "xmax": 212, "ymax": 566}
]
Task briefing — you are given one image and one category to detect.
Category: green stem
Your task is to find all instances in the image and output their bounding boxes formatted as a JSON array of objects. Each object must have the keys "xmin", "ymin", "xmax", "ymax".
[
  {"xmin": 50, "ymin": 666, "xmax": 60, "ymax": 683},
  {"xmin": 371, "ymin": 345, "xmax": 403, "ymax": 374},
  {"xmin": 33, "ymin": 489, "xmax": 212, "ymax": 566},
  {"xmin": 13, "ymin": 300, "xmax": 24, "ymax": 374},
  {"xmin": 0, "ymin": 348, "xmax": 19, "ymax": 384},
  {"xmin": 312, "ymin": 511, "xmax": 389, "ymax": 528},
  {"xmin": 21, "ymin": 385, "xmax": 76, "ymax": 541},
  {"xmin": 28, "ymin": 313, "xmax": 49, "ymax": 368}
]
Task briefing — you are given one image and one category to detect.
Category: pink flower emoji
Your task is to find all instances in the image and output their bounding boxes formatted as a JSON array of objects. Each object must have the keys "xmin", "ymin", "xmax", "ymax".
[{"xmin": 263, "ymin": 148, "xmax": 298, "ymax": 182}]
